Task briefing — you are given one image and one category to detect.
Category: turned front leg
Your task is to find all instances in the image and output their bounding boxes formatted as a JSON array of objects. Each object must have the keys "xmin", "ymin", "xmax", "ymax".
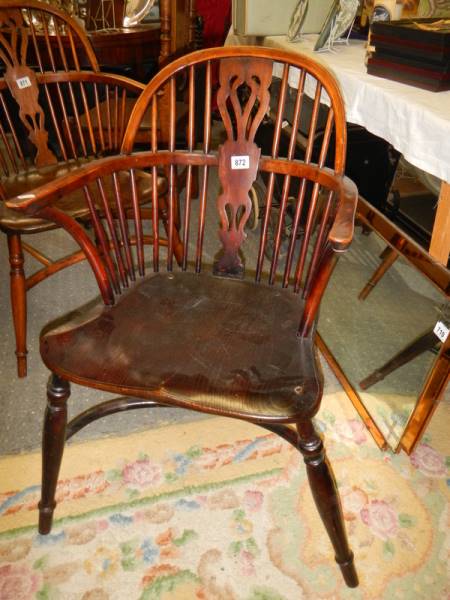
[
  {"xmin": 39, "ymin": 374, "xmax": 70, "ymax": 534},
  {"xmin": 297, "ymin": 419, "xmax": 358, "ymax": 588}
]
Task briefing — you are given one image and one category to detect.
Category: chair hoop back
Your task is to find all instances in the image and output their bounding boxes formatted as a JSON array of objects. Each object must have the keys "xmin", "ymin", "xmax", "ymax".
[{"xmin": 7, "ymin": 46, "xmax": 357, "ymax": 334}]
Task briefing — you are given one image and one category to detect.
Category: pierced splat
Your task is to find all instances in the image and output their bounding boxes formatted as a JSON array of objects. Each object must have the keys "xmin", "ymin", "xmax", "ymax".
[
  {"xmin": 213, "ymin": 57, "xmax": 272, "ymax": 278},
  {"xmin": 0, "ymin": 10, "xmax": 57, "ymax": 167}
]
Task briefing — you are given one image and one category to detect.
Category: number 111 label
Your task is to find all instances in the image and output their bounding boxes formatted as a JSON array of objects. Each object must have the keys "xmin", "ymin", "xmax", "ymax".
[{"xmin": 231, "ymin": 155, "xmax": 250, "ymax": 170}]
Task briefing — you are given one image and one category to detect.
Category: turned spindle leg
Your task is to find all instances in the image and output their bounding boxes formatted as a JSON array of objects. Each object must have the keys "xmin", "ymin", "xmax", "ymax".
[
  {"xmin": 38, "ymin": 374, "xmax": 70, "ymax": 534},
  {"xmin": 297, "ymin": 419, "xmax": 358, "ymax": 587}
]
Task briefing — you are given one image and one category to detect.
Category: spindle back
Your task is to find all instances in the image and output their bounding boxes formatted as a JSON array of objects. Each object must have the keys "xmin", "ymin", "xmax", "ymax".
[
  {"xmin": 0, "ymin": 2, "xmax": 144, "ymax": 195},
  {"xmin": 9, "ymin": 47, "xmax": 357, "ymax": 335},
  {"xmin": 0, "ymin": 1, "xmax": 98, "ymax": 73}
]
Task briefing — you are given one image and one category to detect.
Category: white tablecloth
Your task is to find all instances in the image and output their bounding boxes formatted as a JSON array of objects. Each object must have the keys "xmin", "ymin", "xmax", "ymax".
[{"xmin": 226, "ymin": 33, "xmax": 450, "ymax": 184}]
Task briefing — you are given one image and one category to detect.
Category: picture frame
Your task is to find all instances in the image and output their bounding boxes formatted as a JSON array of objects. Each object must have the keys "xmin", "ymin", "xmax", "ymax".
[{"xmin": 313, "ymin": 0, "xmax": 340, "ymax": 51}]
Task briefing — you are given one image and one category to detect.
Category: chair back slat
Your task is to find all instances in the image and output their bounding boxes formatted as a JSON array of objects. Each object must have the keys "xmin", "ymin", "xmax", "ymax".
[
  {"xmin": 181, "ymin": 64, "xmax": 196, "ymax": 270},
  {"xmin": 112, "ymin": 87, "xmax": 120, "ymax": 150},
  {"xmin": 112, "ymin": 171, "xmax": 135, "ymax": 282},
  {"xmin": 293, "ymin": 179, "xmax": 321, "ymax": 293},
  {"xmin": 195, "ymin": 164, "xmax": 209, "ymax": 273},
  {"xmin": 97, "ymin": 176, "xmax": 129, "ymax": 289},
  {"xmin": 318, "ymin": 108, "xmax": 334, "ymax": 167},
  {"xmin": 103, "ymin": 85, "xmax": 113, "ymax": 152},
  {"xmin": 202, "ymin": 60, "xmax": 212, "ymax": 153},
  {"xmin": 194, "ymin": 60, "xmax": 212, "ymax": 272},
  {"xmin": 151, "ymin": 164, "xmax": 160, "ymax": 272},
  {"xmin": 27, "ymin": 9, "xmax": 46, "ymax": 72},
  {"xmin": 118, "ymin": 89, "xmax": 127, "ymax": 147},
  {"xmin": 0, "ymin": 95, "xmax": 27, "ymax": 174},
  {"xmin": 130, "ymin": 169, "xmax": 146, "ymax": 277},
  {"xmin": 65, "ymin": 27, "xmax": 81, "ymax": 71},
  {"xmin": 167, "ymin": 164, "xmax": 176, "ymax": 271},
  {"xmin": 287, "ymin": 68, "xmax": 307, "ymax": 160},
  {"xmin": 67, "ymin": 81, "xmax": 90, "ymax": 156},
  {"xmin": 151, "ymin": 96, "xmax": 158, "ymax": 152},
  {"xmin": 169, "ymin": 76, "xmax": 176, "ymax": 152},
  {"xmin": 305, "ymin": 82, "xmax": 323, "ymax": 164},
  {"xmin": 182, "ymin": 161, "xmax": 193, "ymax": 270},
  {"xmin": 303, "ymin": 189, "xmax": 334, "ymax": 298},
  {"xmin": 83, "ymin": 181, "xmax": 121, "ymax": 294},
  {"xmin": 187, "ymin": 65, "xmax": 195, "ymax": 152},
  {"xmin": 39, "ymin": 11, "xmax": 57, "ymax": 71},
  {"xmin": 92, "ymin": 82, "xmax": 107, "ymax": 150},
  {"xmin": 271, "ymin": 63, "xmax": 289, "ymax": 158},
  {"xmin": 83, "ymin": 81, "xmax": 100, "ymax": 153},
  {"xmin": 52, "ymin": 19, "xmax": 72, "ymax": 71},
  {"xmin": 0, "ymin": 124, "xmax": 14, "ymax": 175}
]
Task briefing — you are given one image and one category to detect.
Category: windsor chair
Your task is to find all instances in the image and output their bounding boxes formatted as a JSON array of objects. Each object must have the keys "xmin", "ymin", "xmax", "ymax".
[
  {"xmin": 0, "ymin": 1, "xmax": 179, "ymax": 377},
  {"xmin": 8, "ymin": 46, "xmax": 359, "ymax": 586}
]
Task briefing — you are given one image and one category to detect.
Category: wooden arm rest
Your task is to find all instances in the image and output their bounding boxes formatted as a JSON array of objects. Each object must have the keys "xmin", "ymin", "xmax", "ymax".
[
  {"xmin": 328, "ymin": 175, "xmax": 358, "ymax": 252},
  {"xmin": 5, "ymin": 153, "xmax": 156, "ymax": 215},
  {"xmin": 33, "ymin": 70, "xmax": 146, "ymax": 93}
]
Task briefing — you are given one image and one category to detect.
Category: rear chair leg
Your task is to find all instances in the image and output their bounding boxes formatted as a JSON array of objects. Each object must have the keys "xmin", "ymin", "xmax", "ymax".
[
  {"xmin": 297, "ymin": 419, "xmax": 358, "ymax": 588},
  {"xmin": 39, "ymin": 374, "xmax": 70, "ymax": 534},
  {"xmin": 7, "ymin": 234, "xmax": 28, "ymax": 377}
]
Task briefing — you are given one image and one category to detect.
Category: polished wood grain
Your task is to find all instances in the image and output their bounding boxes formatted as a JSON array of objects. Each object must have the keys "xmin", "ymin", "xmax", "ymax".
[
  {"xmin": 8, "ymin": 47, "xmax": 358, "ymax": 587},
  {"xmin": 214, "ymin": 57, "xmax": 272, "ymax": 276},
  {"xmin": 429, "ymin": 181, "xmax": 450, "ymax": 265}
]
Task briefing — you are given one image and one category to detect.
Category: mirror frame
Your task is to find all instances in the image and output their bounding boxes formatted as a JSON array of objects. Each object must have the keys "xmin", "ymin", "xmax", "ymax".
[{"xmin": 319, "ymin": 196, "xmax": 450, "ymax": 454}]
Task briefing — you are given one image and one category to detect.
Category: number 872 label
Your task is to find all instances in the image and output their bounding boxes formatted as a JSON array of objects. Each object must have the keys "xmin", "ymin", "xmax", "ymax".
[{"xmin": 231, "ymin": 155, "xmax": 250, "ymax": 170}]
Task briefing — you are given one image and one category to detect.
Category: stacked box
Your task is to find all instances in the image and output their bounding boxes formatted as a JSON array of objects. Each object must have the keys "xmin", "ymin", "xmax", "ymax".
[{"xmin": 367, "ymin": 18, "xmax": 450, "ymax": 92}]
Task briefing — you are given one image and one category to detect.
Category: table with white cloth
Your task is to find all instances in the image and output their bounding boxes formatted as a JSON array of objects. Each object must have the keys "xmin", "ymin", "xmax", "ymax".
[{"xmin": 226, "ymin": 33, "xmax": 450, "ymax": 265}]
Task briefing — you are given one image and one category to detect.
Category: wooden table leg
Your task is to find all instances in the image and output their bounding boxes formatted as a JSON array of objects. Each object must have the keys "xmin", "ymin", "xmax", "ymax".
[
  {"xmin": 399, "ymin": 335, "xmax": 450, "ymax": 454},
  {"xmin": 429, "ymin": 180, "xmax": 450, "ymax": 265}
]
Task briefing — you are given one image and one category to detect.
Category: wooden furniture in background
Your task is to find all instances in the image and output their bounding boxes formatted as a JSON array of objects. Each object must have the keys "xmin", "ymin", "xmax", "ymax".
[
  {"xmin": 85, "ymin": 24, "xmax": 161, "ymax": 80},
  {"xmin": 0, "ymin": 1, "xmax": 172, "ymax": 377},
  {"xmin": 83, "ymin": 0, "xmax": 197, "ymax": 79},
  {"xmin": 8, "ymin": 46, "xmax": 359, "ymax": 587}
]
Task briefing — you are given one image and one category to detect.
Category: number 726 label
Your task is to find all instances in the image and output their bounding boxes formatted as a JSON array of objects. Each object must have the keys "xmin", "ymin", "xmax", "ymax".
[{"xmin": 231, "ymin": 155, "xmax": 250, "ymax": 170}]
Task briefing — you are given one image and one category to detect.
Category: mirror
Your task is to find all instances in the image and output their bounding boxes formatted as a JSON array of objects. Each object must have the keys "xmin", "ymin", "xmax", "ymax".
[
  {"xmin": 318, "ymin": 215, "xmax": 449, "ymax": 450},
  {"xmin": 123, "ymin": 0, "xmax": 156, "ymax": 26}
]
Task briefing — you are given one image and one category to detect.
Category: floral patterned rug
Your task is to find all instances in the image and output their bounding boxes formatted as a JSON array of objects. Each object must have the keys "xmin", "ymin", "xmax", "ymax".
[{"xmin": 0, "ymin": 391, "xmax": 448, "ymax": 600}]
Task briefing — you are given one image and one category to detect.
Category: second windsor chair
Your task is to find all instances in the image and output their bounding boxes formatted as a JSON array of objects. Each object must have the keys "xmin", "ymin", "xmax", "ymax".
[{"xmin": 0, "ymin": 0, "xmax": 186, "ymax": 376}]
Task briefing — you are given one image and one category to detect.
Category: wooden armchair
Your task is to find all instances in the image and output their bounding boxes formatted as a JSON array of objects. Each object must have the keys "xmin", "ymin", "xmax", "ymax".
[
  {"xmin": 0, "ymin": 1, "xmax": 178, "ymax": 376},
  {"xmin": 7, "ymin": 47, "xmax": 359, "ymax": 586}
]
